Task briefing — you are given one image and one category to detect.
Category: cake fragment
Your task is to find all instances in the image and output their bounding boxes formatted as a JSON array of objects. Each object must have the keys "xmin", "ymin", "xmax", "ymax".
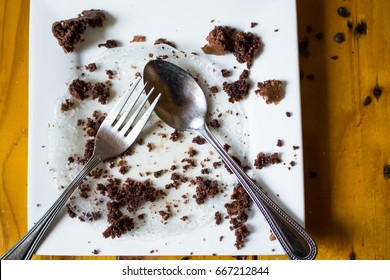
[
  {"xmin": 52, "ymin": 9, "xmax": 106, "ymax": 53},
  {"xmin": 98, "ymin": 40, "xmax": 118, "ymax": 48},
  {"xmin": 202, "ymin": 26, "xmax": 261, "ymax": 67},
  {"xmin": 193, "ymin": 176, "xmax": 219, "ymax": 205},
  {"xmin": 97, "ymin": 178, "xmax": 165, "ymax": 238},
  {"xmin": 222, "ymin": 68, "xmax": 250, "ymax": 103},
  {"xmin": 91, "ymin": 82, "xmax": 110, "ymax": 104},
  {"xmin": 233, "ymin": 31, "xmax": 261, "ymax": 68},
  {"xmin": 255, "ymin": 80, "xmax": 284, "ymax": 104},
  {"xmin": 224, "ymin": 184, "xmax": 251, "ymax": 249},
  {"xmin": 254, "ymin": 152, "xmax": 282, "ymax": 169},
  {"xmin": 202, "ymin": 26, "xmax": 235, "ymax": 55},
  {"xmin": 68, "ymin": 78, "xmax": 92, "ymax": 100}
]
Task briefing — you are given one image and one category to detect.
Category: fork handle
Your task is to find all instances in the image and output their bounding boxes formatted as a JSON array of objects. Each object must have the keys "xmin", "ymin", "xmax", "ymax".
[
  {"xmin": 198, "ymin": 124, "xmax": 317, "ymax": 260},
  {"xmin": 1, "ymin": 155, "xmax": 102, "ymax": 260}
]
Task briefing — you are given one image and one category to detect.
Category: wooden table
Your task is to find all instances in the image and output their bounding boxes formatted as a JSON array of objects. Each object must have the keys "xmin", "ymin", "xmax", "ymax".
[{"xmin": 1, "ymin": 0, "xmax": 389, "ymax": 260}]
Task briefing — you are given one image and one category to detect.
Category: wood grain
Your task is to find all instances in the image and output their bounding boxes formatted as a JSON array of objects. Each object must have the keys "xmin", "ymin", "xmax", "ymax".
[{"xmin": 0, "ymin": 0, "xmax": 389, "ymax": 260}]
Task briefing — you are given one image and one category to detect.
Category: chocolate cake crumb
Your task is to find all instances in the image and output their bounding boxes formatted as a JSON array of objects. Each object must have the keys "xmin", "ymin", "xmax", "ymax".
[
  {"xmin": 146, "ymin": 143, "xmax": 154, "ymax": 152},
  {"xmin": 192, "ymin": 135, "xmax": 206, "ymax": 145},
  {"xmin": 79, "ymin": 184, "xmax": 91, "ymax": 199},
  {"xmin": 77, "ymin": 139, "xmax": 95, "ymax": 164},
  {"xmin": 181, "ymin": 158, "xmax": 196, "ymax": 171},
  {"xmin": 180, "ymin": 216, "xmax": 188, "ymax": 221},
  {"xmin": 201, "ymin": 168, "xmax": 210, "ymax": 174},
  {"xmin": 215, "ymin": 211, "xmax": 223, "ymax": 225},
  {"xmin": 170, "ymin": 130, "xmax": 180, "ymax": 142},
  {"xmin": 202, "ymin": 26, "xmax": 235, "ymax": 55},
  {"xmin": 293, "ymin": 146, "xmax": 300, "ymax": 150},
  {"xmin": 154, "ymin": 38, "xmax": 177, "ymax": 49},
  {"xmin": 250, "ymin": 22, "xmax": 258, "ymax": 28},
  {"xmin": 222, "ymin": 79, "xmax": 250, "ymax": 103},
  {"xmin": 90, "ymin": 211, "xmax": 102, "ymax": 221},
  {"xmin": 209, "ymin": 119, "xmax": 220, "ymax": 128},
  {"xmin": 286, "ymin": 112, "xmax": 292, "ymax": 117},
  {"xmin": 254, "ymin": 152, "xmax": 281, "ymax": 169},
  {"xmin": 233, "ymin": 31, "xmax": 261, "ymax": 68},
  {"xmin": 277, "ymin": 139, "xmax": 283, "ymax": 147},
  {"xmin": 66, "ymin": 204, "xmax": 77, "ymax": 218},
  {"xmin": 159, "ymin": 210, "xmax": 171, "ymax": 221},
  {"xmin": 224, "ymin": 184, "xmax": 251, "ymax": 250},
  {"xmin": 255, "ymin": 80, "xmax": 283, "ymax": 104},
  {"xmin": 194, "ymin": 176, "xmax": 219, "ymax": 205},
  {"xmin": 103, "ymin": 178, "xmax": 165, "ymax": 216},
  {"xmin": 52, "ymin": 9, "xmax": 106, "ymax": 53},
  {"xmin": 91, "ymin": 82, "xmax": 110, "ymax": 104},
  {"xmin": 223, "ymin": 143, "xmax": 231, "ymax": 152},
  {"xmin": 98, "ymin": 39, "xmax": 118, "ymax": 48},
  {"xmin": 154, "ymin": 169, "xmax": 164, "ymax": 178},
  {"xmin": 187, "ymin": 147, "xmax": 197, "ymax": 157},
  {"xmin": 213, "ymin": 161, "xmax": 222, "ymax": 169},
  {"xmin": 77, "ymin": 119, "xmax": 85, "ymax": 126},
  {"xmin": 156, "ymin": 54, "xmax": 169, "ymax": 60},
  {"xmin": 92, "ymin": 249, "xmax": 99, "ymax": 255},
  {"xmin": 102, "ymin": 215, "xmax": 134, "ymax": 238},
  {"xmin": 119, "ymin": 166, "xmax": 129, "ymax": 175},
  {"xmin": 130, "ymin": 35, "xmax": 147, "ymax": 42},
  {"xmin": 61, "ymin": 99, "xmax": 74, "ymax": 112},
  {"xmin": 209, "ymin": 86, "xmax": 219, "ymax": 94},
  {"xmin": 85, "ymin": 63, "xmax": 97, "ymax": 72},
  {"xmin": 68, "ymin": 78, "xmax": 92, "ymax": 100},
  {"xmin": 221, "ymin": 69, "xmax": 232, "ymax": 77},
  {"xmin": 105, "ymin": 69, "xmax": 116, "ymax": 79},
  {"xmin": 239, "ymin": 69, "xmax": 250, "ymax": 80}
]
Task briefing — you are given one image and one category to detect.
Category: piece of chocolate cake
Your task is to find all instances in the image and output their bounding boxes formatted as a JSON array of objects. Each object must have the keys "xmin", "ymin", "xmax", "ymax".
[
  {"xmin": 254, "ymin": 152, "xmax": 282, "ymax": 169},
  {"xmin": 202, "ymin": 26, "xmax": 235, "ymax": 55},
  {"xmin": 52, "ymin": 9, "xmax": 106, "ymax": 53},
  {"xmin": 68, "ymin": 78, "xmax": 92, "ymax": 100},
  {"xmin": 233, "ymin": 31, "xmax": 261, "ymax": 68},
  {"xmin": 255, "ymin": 80, "xmax": 283, "ymax": 104},
  {"xmin": 222, "ymin": 79, "xmax": 250, "ymax": 103}
]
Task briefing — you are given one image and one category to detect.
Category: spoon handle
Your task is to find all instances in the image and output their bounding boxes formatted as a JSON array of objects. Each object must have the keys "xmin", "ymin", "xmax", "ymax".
[
  {"xmin": 198, "ymin": 124, "xmax": 317, "ymax": 260},
  {"xmin": 0, "ymin": 155, "xmax": 101, "ymax": 260}
]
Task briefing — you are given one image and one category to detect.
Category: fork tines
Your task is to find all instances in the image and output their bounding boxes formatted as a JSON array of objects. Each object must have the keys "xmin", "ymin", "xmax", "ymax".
[{"xmin": 104, "ymin": 76, "xmax": 161, "ymax": 138}]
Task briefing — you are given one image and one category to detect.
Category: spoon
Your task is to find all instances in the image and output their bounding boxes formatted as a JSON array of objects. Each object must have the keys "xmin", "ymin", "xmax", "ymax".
[{"xmin": 143, "ymin": 59, "xmax": 317, "ymax": 260}]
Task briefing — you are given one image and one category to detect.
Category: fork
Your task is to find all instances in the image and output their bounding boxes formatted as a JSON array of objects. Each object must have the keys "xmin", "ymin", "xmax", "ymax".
[{"xmin": 1, "ymin": 77, "xmax": 161, "ymax": 260}]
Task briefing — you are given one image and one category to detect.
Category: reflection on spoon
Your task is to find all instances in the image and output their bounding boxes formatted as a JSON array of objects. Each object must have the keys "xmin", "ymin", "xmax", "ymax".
[{"xmin": 143, "ymin": 59, "xmax": 317, "ymax": 260}]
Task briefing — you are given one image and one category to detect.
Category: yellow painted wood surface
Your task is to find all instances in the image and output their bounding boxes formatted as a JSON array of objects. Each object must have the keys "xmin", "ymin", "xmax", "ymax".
[{"xmin": 0, "ymin": 0, "xmax": 389, "ymax": 260}]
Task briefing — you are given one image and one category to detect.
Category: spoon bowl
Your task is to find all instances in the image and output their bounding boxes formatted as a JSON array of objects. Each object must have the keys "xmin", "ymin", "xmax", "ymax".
[
  {"xmin": 144, "ymin": 60, "xmax": 207, "ymax": 131},
  {"xmin": 143, "ymin": 59, "xmax": 317, "ymax": 260}
]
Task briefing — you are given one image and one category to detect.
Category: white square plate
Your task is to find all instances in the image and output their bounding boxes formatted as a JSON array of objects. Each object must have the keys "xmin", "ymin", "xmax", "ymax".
[{"xmin": 29, "ymin": 0, "xmax": 304, "ymax": 256}]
